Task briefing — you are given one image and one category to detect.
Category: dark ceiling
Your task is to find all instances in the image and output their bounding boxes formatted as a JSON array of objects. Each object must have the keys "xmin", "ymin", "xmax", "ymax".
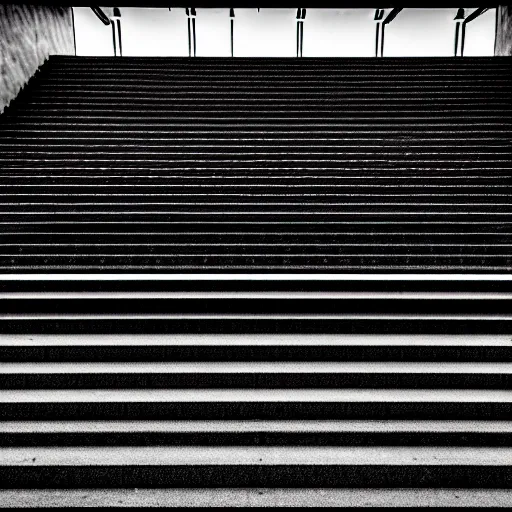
[{"xmin": 0, "ymin": 2, "xmax": 501, "ymax": 8}]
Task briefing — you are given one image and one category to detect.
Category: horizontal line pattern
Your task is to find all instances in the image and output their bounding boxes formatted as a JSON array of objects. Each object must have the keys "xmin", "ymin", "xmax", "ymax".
[
  {"xmin": 2, "ymin": 330, "xmax": 512, "ymax": 487},
  {"xmin": 1, "ymin": 56, "xmax": 512, "ymax": 493},
  {"xmin": 0, "ymin": 56, "xmax": 511, "ymax": 273}
]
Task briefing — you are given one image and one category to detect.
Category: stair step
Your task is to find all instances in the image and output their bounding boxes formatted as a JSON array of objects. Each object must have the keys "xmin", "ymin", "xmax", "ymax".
[
  {"xmin": 1, "ymin": 488, "xmax": 511, "ymax": 507},
  {"xmin": 4, "ymin": 388, "xmax": 511, "ymax": 402},
  {"xmin": 3, "ymin": 361, "xmax": 511, "ymax": 372},
  {"xmin": 4, "ymin": 445, "xmax": 512, "ymax": 465},
  {"xmin": 3, "ymin": 297, "xmax": 512, "ymax": 315},
  {"xmin": 2, "ymin": 363, "xmax": 511, "ymax": 389},
  {"xmin": 1, "ymin": 334, "xmax": 509, "ymax": 362},
  {"xmin": 2, "ymin": 420, "xmax": 511, "ymax": 447},
  {"xmin": 2, "ymin": 389, "xmax": 511, "ymax": 421},
  {"xmin": 2, "ymin": 319, "xmax": 512, "ymax": 335},
  {"xmin": 1, "ymin": 446, "xmax": 511, "ymax": 488},
  {"xmin": 3, "ymin": 419, "xmax": 511, "ymax": 433},
  {"xmin": 2, "ymin": 333, "xmax": 510, "ymax": 346}
]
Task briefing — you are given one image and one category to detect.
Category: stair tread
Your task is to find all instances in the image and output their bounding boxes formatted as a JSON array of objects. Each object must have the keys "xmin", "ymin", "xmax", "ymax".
[
  {"xmin": 1, "ymin": 334, "xmax": 510, "ymax": 346},
  {"xmin": 3, "ymin": 389, "xmax": 512, "ymax": 402},
  {"xmin": 2, "ymin": 419, "xmax": 511, "ymax": 433},
  {"xmin": 3, "ymin": 445, "xmax": 512, "ymax": 466},
  {"xmin": 3, "ymin": 361, "xmax": 512, "ymax": 374},
  {"xmin": 0, "ymin": 488, "xmax": 510, "ymax": 507}
]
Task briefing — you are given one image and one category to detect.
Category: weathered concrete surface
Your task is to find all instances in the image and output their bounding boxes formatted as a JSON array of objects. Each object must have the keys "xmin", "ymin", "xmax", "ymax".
[
  {"xmin": 1, "ymin": 488, "xmax": 511, "ymax": 507},
  {"xmin": 0, "ymin": 4, "xmax": 74, "ymax": 113},
  {"xmin": 495, "ymin": 6, "xmax": 512, "ymax": 56},
  {"xmin": 4, "ymin": 446, "xmax": 512, "ymax": 466}
]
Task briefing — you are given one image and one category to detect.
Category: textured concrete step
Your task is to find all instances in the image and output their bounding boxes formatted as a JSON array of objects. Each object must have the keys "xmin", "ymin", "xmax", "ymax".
[
  {"xmin": 3, "ymin": 419, "xmax": 511, "ymax": 434},
  {"xmin": 1, "ymin": 446, "xmax": 511, "ymax": 488},
  {"xmin": 2, "ymin": 333, "xmax": 510, "ymax": 346},
  {"xmin": 2, "ymin": 488, "xmax": 512, "ymax": 507},
  {"xmin": 3, "ymin": 361, "xmax": 511, "ymax": 389},
  {"xmin": 4, "ymin": 446, "xmax": 512, "ymax": 465},
  {"xmin": 4, "ymin": 388, "xmax": 510, "ymax": 402},
  {"xmin": 2, "ymin": 317, "xmax": 511, "ymax": 334},
  {"xmin": 4, "ymin": 361, "xmax": 511, "ymax": 373},
  {"xmin": 2, "ymin": 420, "xmax": 511, "ymax": 447},
  {"xmin": 1, "ymin": 389, "xmax": 510, "ymax": 421},
  {"xmin": 1, "ymin": 334, "xmax": 510, "ymax": 362}
]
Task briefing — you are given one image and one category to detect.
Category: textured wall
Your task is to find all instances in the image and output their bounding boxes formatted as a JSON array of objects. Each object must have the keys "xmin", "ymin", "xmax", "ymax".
[
  {"xmin": 0, "ymin": 4, "xmax": 74, "ymax": 112},
  {"xmin": 495, "ymin": 5, "xmax": 512, "ymax": 56}
]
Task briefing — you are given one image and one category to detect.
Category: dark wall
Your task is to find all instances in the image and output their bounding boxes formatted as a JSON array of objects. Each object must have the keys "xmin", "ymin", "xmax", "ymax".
[{"xmin": 0, "ymin": 4, "xmax": 74, "ymax": 112}]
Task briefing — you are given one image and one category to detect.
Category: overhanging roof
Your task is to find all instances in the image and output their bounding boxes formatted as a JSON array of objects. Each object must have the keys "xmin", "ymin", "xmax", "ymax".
[{"xmin": 0, "ymin": 1, "xmax": 501, "ymax": 8}]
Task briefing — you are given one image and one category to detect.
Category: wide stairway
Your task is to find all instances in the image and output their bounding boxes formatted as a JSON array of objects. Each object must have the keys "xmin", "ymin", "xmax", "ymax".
[{"xmin": 0, "ymin": 56, "xmax": 511, "ymax": 505}]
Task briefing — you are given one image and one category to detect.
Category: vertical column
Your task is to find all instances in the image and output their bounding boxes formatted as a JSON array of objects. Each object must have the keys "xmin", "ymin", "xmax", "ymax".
[
  {"xmin": 230, "ymin": 8, "xmax": 235, "ymax": 57},
  {"xmin": 296, "ymin": 8, "xmax": 306, "ymax": 58},
  {"xmin": 71, "ymin": 8, "xmax": 77, "ymax": 56},
  {"xmin": 374, "ymin": 8, "xmax": 402, "ymax": 58},
  {"xmin": 186, "ymin": 8, "xmax": 197, "ymax": 57},
  {"xmin": 110, "ymin": 7, "xmax": 122, "ymax": 57},
  {"xmin": 454, "ymin": 8, "xmax": 466, "ymax": 57},
  {"xmin": 374, "ymin": 9, "xmax": 385, "ymax": 58}
]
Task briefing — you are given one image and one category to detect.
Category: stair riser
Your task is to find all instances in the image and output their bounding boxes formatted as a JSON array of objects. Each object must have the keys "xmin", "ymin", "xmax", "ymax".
[
  {"xmin": 3, "ymin": 298, "xmax": 512, "ymax": 315},
  {"xmin": 2, "ymin": 373, "xmax": 512, "ymax": 389},
  {"xmin": 2, "ymin": 346, "xmax": 511, "ymax": 363},
  {"xmin": 2, "ymin": 465, "xmax": 511, "ymax": 488},
  {"xmin": 2, "ymin": 319, "xmax": 512, "ymax": 334},
  {"xmin": 3, "ymin": 432, "xmax": 512, "ymax": 447},
  {"xmin": 2, "ymin": 403, "xmax": 511, "ymax": 420}
]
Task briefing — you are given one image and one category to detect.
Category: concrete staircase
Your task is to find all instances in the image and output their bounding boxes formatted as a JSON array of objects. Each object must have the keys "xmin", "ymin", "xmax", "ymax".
[
  {"xmin": 0, "ymin": 56, "xmax": 511, "ymax": 273},
  {"xmin": 0, "ymin": 56, "xmax": 511, "ymax": 504},
  {"xmin": 1, "ymin": 277, "xmax": 511, "ymax": 496}
]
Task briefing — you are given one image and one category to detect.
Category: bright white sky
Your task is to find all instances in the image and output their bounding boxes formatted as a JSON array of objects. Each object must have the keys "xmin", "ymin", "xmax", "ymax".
[{"xmin": 73, "ymin": 8, "xmax": 497, "ymax": 58}]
